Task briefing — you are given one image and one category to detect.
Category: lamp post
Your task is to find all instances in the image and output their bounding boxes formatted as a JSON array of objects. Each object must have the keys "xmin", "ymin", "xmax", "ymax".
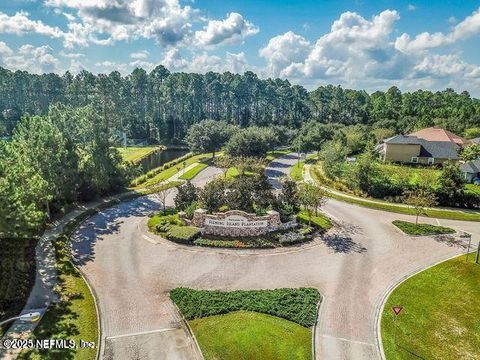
[{"xmin": 0, "ymin": 312, "xmax": 41, "ymax": 327}]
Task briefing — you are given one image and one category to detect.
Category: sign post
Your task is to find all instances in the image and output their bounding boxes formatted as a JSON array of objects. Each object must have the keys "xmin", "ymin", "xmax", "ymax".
[
  {"xmin": 461, "ymin": 232, "xmax": 472, "ymax": 263},
  {"xmin": 476, "ymin": 242, "xmax": 480, "ymax": 264},
  {"xmin": 391, "ymin": 306, "xmax": 403, "ymax": 345}
]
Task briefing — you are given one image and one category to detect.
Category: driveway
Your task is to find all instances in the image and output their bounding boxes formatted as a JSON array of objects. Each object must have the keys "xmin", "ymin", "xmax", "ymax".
[{"xmin": 71, "ymin": 155, "xmax": 478, "ymax": 359}]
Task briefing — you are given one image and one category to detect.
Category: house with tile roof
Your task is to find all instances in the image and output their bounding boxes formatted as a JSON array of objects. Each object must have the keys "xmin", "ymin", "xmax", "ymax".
[{"xmin": 378, "ymin": 127, "xmax": 471, "ymax": 165}]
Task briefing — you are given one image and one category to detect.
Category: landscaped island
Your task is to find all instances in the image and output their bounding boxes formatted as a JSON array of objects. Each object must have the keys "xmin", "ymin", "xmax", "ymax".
[
  {"xmin": 147, "ymin": 165, "xmax": 332, "ymax": 248},
  {"xmin": 170, "ymin": 288, "xmax": 321, "ymax": 360},
  {"xmin": 381, "ymin": 254, "xmax": 480, "ymax": 359}
]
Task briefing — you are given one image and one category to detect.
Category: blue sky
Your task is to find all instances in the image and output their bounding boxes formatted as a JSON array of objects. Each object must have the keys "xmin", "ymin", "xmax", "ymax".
[{"xmin": 1, "ymin": 0, "xmax": 480, "ymax": 95}]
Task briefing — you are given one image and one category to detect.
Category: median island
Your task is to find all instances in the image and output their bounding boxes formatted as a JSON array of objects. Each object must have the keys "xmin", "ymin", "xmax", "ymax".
[
  {"xmin": 148, "ymin": 171, "xmax": 332, "ymax": 248},
  {"xmin": 170, "ymin": 288, "xmax": 320, "ymax": 360}
]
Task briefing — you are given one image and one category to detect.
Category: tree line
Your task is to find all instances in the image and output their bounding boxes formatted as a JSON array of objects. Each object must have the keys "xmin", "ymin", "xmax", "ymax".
[{"xmin": 1, "ymin": 66, "xmax": 480, "ymax": 142}]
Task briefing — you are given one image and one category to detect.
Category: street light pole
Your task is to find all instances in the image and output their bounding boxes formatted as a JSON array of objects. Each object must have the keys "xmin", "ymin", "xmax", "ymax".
[{"xmin": 0, "ymin": 312, "xmax": 41, "ymax": 327}]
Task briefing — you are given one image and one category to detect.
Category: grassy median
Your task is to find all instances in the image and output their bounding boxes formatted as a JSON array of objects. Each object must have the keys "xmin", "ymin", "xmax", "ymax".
[
  {"xmin": 381, "ymin": 254, "xmax": 480, "ymax": 359},
  {"xmin": 190, "ymin": 311, "xmax": 312, "ymax": 360},
  {"xmin": 392, "ymin": 220, "xmax": 455, "ymax": 236}
]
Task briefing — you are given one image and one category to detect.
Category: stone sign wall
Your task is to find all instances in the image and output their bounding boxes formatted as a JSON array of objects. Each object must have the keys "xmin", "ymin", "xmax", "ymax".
[{"xmin": 190, "ymin": 209, "xmax": 283, "ymax": 237}]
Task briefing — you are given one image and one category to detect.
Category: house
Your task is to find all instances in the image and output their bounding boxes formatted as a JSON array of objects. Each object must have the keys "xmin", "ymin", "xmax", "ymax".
[
  {"xmin": 461, "ymin": 159, "xmax": 480, "ymax": 184},
  {"xmin": 379, "ymin": 127, "xmax": 471, "ymax": 165}
]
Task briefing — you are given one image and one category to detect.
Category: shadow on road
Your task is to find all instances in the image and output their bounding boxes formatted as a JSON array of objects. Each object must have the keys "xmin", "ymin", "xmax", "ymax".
[
  {"xmin": 320, "ymin": 233, "xmax": 367, "ymax": 253},
  {"xmin": 70, "ymin": 196, "xmax": 161, "ymax": 266},
  {"xmin": 433, "ymin": 234, "xmax": 468, "ymax": 248}
]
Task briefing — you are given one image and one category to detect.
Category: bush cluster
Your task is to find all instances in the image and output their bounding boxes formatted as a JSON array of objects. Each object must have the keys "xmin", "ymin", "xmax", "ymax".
[
  {"xmin": 277, "ymin": 231, "xmax": 306, "ymax": 245},
  {"xmin": 166, "ymin": 225, "xmax": 200, "ymax": 244},
  {"xmin": 170, "ymin": 287, "xmax": 321, "ymax": 327},
  {"xmin": 193, "ymin": 237, "xmax": 275, "ymax": 249}
]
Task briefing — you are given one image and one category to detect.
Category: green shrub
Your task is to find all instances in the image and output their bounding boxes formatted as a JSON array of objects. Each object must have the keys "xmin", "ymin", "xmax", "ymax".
[
  {"xmin": 170, "ymin": 287, "xmax": 321, "ymax": 327},
  {"xmin": 193, "ymin": 237, "xmax": 275, "ymax": 249},
  {"xmin": 184, "ymin": 201, "xmax": 198, "ymax": 220},
  {"xmin": 296, "ymin": 210, "xmax": 332, "ymax": 231},
  {"xmin": 166, "ymin": 225, "xmax": 200, "ymax": 244}
]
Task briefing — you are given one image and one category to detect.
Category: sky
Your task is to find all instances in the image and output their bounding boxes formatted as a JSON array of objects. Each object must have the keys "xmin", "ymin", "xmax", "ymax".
[{"xmin": 1, "ymin": 0, "xmax": 480, "ymax": 95}]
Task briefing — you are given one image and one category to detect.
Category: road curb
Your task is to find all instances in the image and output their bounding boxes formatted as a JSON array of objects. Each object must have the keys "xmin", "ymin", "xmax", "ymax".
[
  {"xmin": 312, "ymin": 296, "xmax": 324, "ymax": 360},
  {"xmin": 170, "ymin": 300, "xmax": 205, "ymax": 360},
  {"xmin": 374, "ymin": 252, "xmax": 466, "ymax": 360}
]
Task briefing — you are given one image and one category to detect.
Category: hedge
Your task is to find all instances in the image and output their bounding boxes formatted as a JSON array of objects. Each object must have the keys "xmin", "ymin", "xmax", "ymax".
[{"xmin": 170, "ymin": 287, "xmax": 321, "ymax": 327}]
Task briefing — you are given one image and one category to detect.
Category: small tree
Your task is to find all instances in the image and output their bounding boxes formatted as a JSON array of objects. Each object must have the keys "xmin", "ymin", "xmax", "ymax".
[
  {"xmin": 199, "ymin": 178, "xmax": 226, "ymax": 213},
  {"xmin": 224, "ymin": 127, "xmax": 272, "ymax": 158},
  {"xmin": 155, "ymin": 186, "xmax": 174, "ymax": 214},
  {"xmin": 174, "ymin": 181, "xmax": 198, "ymax": 211},
  {"xmin": 461, "ymin": 144, "xmax": 480, "ymax": 162},
  {"xmin": 213, "ymin": 156, "xmax": 234, "ymax": 177},
  {"xmin": 437, "ymin": 161, "xmax": 465, "ymax": 205},
  {"xmin": 185, "ymin": 120, "xmax": 233, "ymax": 158},
  {"xmin": 297, "ymin": 183, "xmax": 327, "ymax": 224},
  {"xmin": 403, "ymin": 189, "xmax": 437, "ymax": 225}
]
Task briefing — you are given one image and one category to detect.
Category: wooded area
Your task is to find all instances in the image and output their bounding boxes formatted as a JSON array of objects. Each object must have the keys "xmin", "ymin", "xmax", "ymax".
[{"xmin": 1, "ymin": 66, "xmax": 480, "ymax": 141}]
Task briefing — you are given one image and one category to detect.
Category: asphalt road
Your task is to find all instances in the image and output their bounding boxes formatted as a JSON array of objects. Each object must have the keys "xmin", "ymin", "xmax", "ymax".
[{"xmin": 71, "ymin": 155, "xmax": 479, "ymax": 360}]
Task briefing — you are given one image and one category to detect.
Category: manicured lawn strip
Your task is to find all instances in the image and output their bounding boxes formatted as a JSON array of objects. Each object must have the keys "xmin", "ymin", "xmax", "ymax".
[
  {"xmin": 116, "ymin": 146, "xmax": 160, "ymax": 163},
  {"xmin": 133, "ymin": 153, "xmax": 212, "ymax": 189},
  {"xmin": 290, "ymin": 161, "xmax": 305, "ymax": 181},
  {"xmin": 392, "ymin": 220, "xmax": 455, "ymax": 236},
  {"xmin": 381, "ymin": 254, "xmax": 480, "ymax": 360},
  {"xmin": 179, "ymin": 163, "xmax": 208, "ymax": 180},
  {"xmin": 465, "ymin": 184, "xmax": 480, "ymax": 195},
  {"xmin": 297, "ymin": 210, "xmax": 332, "ymax": 231},
  {"xmin": 18, "ymin": 233, "xmax": 97, "ymax": 360},
  {"xmin": 310, "ymin": 166, "xmax": 480, "ymax": 222},
  {"xmin": 266, "ymin": 149, "xmax": 291, "ymax": 162},
  {"xmin": 170, "ymin": 287, "xmax": 320, "ymax": 327},
  {"xmin": 0, "ymin": 238, "xmax": 37, "ymax": 338},
  {"xmin": 190, "ymin": 311, "xmax": 312, "ymax": 360}
]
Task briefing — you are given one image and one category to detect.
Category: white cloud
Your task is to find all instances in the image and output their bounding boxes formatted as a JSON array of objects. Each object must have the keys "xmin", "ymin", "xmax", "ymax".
[
  {"xmin": 395, "ymin": 7, "xmax": 480, "ymax": 53},
  {"xmin": 161, "ymin": 48, "xmax": 250, "ymax": 74},
  {"xmin": 0, "ymin": 43, "xmax": 60, "ymax": 73},
  {"xmin": 259, "ymin": 31, "xmax": 311, "ymax": 76},
  {"xmin": 0, "ymin": 11, "xmax": 64, "ymax": 38},
  {"xmin": 60, "ymin": 50, "xmax": 84, "ymax": 58},
  {"xmin": 281, "ymin": 10, "xmax": 402, "ymax": 79},
  {"xmin": 407, "ymin": 4, "xmax": 416, "ymax": 11},
  {"xmin": 44, "ymin": 0, "xmax": 197, "ymax": 47},
  {"xmin": 130, "ymin": 50, "xmax": 150, "ymax": 59},
  {"xmin": 195, "ymin": 12, "xmax": 258, "ymax": 46}
]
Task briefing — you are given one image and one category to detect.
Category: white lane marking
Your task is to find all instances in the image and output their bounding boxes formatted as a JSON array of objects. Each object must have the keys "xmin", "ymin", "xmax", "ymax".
[
  {"xmin": 436, "ymin": 219, "xmax": 441, "ymax": 226},
  {"xmin": 319, "ymin": 334, "xmax": 375, "ymax": 347},
  {"xmin": 142, "ymin": 234, "xmax": 157, "ymax": 244},
  {"xmin": 106, "ymin": 327, "xmax": 179, "ymax": 340}
]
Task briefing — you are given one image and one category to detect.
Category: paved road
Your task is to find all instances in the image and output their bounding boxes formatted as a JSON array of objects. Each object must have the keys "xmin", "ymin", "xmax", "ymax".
[{"xmin": 71, "ymin": 155, "xmax": 479, "ymax": 360}]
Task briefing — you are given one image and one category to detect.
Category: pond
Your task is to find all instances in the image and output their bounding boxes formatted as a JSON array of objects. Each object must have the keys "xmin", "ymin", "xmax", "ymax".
[{"xmin": 137, "ymin": 148, "xmax": 189, "ymax": 172}]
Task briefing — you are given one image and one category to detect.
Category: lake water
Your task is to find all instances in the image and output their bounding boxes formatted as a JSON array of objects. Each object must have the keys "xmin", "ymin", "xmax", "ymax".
[{"xmin": 137, "ymin": 148, "xmax": 189, "ymax": 172}]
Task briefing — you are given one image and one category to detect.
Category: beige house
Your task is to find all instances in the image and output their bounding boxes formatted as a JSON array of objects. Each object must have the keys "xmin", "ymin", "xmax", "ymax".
[{"xmin": 378, "ymin": 127, "xmax": 471, "ymax": 165}]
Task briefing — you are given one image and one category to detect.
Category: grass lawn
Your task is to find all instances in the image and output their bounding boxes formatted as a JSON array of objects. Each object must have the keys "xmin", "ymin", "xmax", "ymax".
[
  {"xmin": 297, "ymin": 210, "xmax": 332, "ymax": 231},
  {"xmin": 0, "ymin": 238, "xmax": 37, "ymax": 338},
  {"xmin": 190, "ymin": 311, "xmax": 312, "ymax": 360},
  {"xmin": 225, "ymin": 167, "xmax": 256, "ymax": 179},
  {"xmin": 381, "ymin": 254, "xmax": 480, "ymax": 360},
  {"xmin": 116, "ymin": 146, "xmax": 160, "ymax": 163},
  {"xmin": 132, "ymin": 153, "xmax": 212, "ymax": 189},
  {"xmin": 392, "ymin": 220, "xmax": 455, "ymax": 235},
  {"xmin": 266, "ymin": 149, "xmax": 291, "ymax": 162},
  {"xmin": 179, "ymin": 162, "xmax": 208, "ymax": 180},
  {"xmin": 380, "ymin": 163, "xmax": 441, "ymax": 188},
  {"xmin": 465, "ymin": 183, "xmax": 480, "ymax": 195},
  {"xmin": 19, "ymin": 232, "xmax": 97, "ymax": 360},
  {"xmin": 290, "ymin": 161, "xmax": 305, "ymax": 182},
  {"xmin": 310, "ymin": 166, "xmax": 480, "ymax": 222}
]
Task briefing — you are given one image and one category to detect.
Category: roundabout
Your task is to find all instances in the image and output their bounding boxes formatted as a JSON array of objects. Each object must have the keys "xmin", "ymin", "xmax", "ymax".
[{"xmin": 70, "ymin": 154, "xmax": 478, "ymax": 360}]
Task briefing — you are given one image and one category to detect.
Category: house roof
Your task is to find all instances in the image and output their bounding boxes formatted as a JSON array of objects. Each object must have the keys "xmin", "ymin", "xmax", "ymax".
[
  {"xmin": 461, "ymin": 159, "xmax": 480, "ymax": 174},
  {"xmin": 384, "ymin": 135, "xmax": 422, "ymax": 145},
  {"xmin": 409, "ymin": 127, "xmax": 471, "ymax": 146},
  {"xmin": 384, "ymin": 135, "xmax": 459, "ymax": 159}
]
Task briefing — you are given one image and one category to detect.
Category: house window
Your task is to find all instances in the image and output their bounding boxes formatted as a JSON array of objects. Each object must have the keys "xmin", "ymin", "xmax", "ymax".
[
  {"xmin": 428, "ymin": 157, "xmax": 435, "ymax": 165},
  {"xmin": 411, "ymin": 157, "xmax": 419, "ymax": 164}
]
